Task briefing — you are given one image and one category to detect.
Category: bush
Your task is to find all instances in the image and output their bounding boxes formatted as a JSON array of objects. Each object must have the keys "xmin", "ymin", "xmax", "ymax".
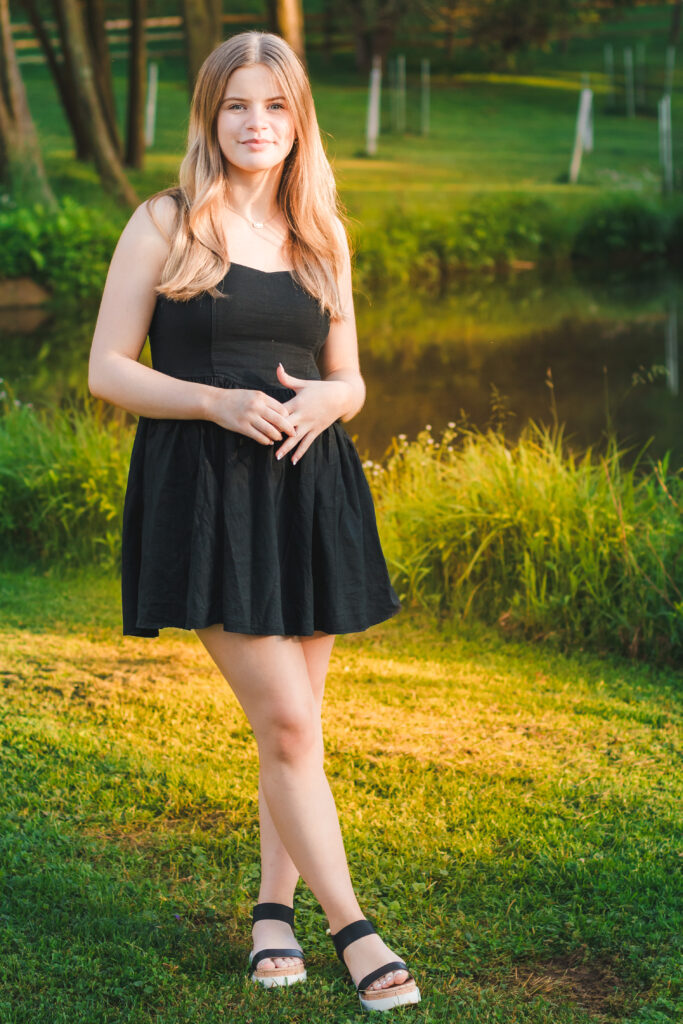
[
  {"xmin": 0, "ymin": 195, "xmax": 120, "ymax": 301},
  {"xmin": 370, "ymin": 413, "xmax": 683, "ymax": 665},
  {"xmin": 0, "ymin": 380, "xmax": 130, "ymax": 571},
  {"xmin": 571, "ymin": 195, "xmax": 668, "ymax": 269}
]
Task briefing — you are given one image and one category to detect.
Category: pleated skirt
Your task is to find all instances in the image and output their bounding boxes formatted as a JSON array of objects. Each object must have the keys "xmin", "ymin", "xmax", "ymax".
[{"xmin": 121, "ymin": 374, "xmax": 402, "ymax": 637}]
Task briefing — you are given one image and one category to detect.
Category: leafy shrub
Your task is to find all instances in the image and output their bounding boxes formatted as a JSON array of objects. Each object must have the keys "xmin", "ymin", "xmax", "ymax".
[
  {"xmin": 571, "ymin": 196, "xmax": 667, "ymax": 268},
  {"xmin": 0, "ymin": 196, "xmax": 120, "ymax": 300}
]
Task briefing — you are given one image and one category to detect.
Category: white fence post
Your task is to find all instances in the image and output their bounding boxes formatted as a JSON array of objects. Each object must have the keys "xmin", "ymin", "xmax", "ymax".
[
  {"xmin": 366, "ymin": 55, "xmax": 382, "ymax": 155},
  {"xmin": 569, "ymin": 89, "xmax": 593, "ymax": 184},
  {"xmin": 144, "ymin": 61, "xmax": 158, "ymax": 148}
]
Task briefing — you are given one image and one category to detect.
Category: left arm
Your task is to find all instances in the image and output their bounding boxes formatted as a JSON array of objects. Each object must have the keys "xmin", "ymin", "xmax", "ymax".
[
  {"xmin": 274, "ymin": 219, "xmax": 366, "ymax": 462},
  {"xmin": 315, "ymin": 217, "xmax": 365, "ymax": 423}
]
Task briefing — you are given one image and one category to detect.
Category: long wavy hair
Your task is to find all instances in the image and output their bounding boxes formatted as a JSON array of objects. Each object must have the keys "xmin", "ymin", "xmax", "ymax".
[{"xmin": 146, "ymin": 31, "xmax": 352, "ymax": 320}]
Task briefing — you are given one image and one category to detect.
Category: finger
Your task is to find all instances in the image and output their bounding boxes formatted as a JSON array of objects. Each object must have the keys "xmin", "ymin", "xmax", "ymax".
[
  {"xmin": 263, "ymin": 395, "xmax": 290, "ymax": 415},
  {"xmin": 276, "ymin": 362, "xmax": 306, "ymax": 387},
  {"xmin": 261, "ymin": 399, "xmax": 296, "ymax": 435},
  {"xmin": 254, "ymin": 416, "xmax": 284, "ymax": 442},
  {"xmin": 290, "ymin": 431, "xmax": 316, "ymax": 465},
  {"xmin": 274, "ymin": 412, "xmax": 297, "ymax": 436},
  {"xmin": 275, "ymin": 422, "xmax": 308, "ymax": 460},
  {"xmin": 246, "ymin": 426, "xmax": 279, "ymax": 446}
]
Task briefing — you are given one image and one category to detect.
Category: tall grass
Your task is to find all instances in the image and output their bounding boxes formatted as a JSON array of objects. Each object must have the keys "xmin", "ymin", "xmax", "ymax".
[
  {"xmin": 0, "ymin": 380, "xmax": 128, "ymax": 569},
  {"xmin": 369, "ymin": 396, "xmax": 683, "ymax": 664},
  {"xmin": 1, "ymin": 379, "xmax": 681, "ymax": 663}
]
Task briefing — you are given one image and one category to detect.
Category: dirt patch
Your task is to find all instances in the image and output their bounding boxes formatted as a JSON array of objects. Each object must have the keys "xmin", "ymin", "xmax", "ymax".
[{"xmin": 506, "ymin": 953, "xmax": 633, "ymax": 1020}]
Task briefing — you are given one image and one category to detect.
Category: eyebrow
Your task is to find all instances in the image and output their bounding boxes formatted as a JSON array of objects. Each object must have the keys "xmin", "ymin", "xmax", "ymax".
[{"xmin": 223, "ymin": 95, "xmax": 286, "ymax": 102}]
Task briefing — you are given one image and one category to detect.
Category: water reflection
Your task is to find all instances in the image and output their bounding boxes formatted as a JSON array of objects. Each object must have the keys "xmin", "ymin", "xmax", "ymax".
[{"xmin": 1, "ymin": 268, "xmax": 681, "ymax": 469}]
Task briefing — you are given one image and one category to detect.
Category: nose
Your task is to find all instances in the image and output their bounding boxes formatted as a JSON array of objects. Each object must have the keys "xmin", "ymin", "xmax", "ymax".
[{"xmin": 245, "ymin": 103, "xmax": 269, "ymax": 133}]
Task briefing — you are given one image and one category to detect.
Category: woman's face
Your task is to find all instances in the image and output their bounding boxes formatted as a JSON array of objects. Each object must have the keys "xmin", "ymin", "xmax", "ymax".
[{"xmin": 216, "ymin": 63, "xmax": 297, "ymax": 175}]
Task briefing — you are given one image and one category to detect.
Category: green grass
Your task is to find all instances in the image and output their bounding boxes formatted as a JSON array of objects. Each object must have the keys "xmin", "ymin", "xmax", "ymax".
[
  {"xmin": 0, "ymin": 565, "xmax": 681, "ymax": 1022},
  {"xmin": 17, "ymin": 3, "xmax": 683, "ymax": 229}
]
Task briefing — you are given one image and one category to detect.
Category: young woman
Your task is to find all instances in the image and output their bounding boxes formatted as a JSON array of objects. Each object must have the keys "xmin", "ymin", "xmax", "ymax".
[{"xmin": 88, "ymin": 31, "xmax": 420, "ymax": 1014}]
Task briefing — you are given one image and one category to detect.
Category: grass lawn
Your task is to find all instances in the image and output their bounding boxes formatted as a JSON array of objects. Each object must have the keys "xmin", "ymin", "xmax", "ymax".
[
  {"xmin": 18, "ymin": 4, "xmax": 683, "ymax": 228},
  {"xmin": 0, "ymin": 564, "xmax": 680, "ymax": 1022}
]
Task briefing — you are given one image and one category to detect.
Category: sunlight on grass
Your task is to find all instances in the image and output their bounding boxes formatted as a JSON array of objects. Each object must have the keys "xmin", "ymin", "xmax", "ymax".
[{"xmin": 1, "ymin": 600, "xmax": 680, "ymax": 1021}]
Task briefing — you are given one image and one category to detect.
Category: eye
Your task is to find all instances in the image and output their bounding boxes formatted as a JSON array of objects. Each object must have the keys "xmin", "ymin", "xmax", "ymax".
[{"xmin": 224, "ymin": 102, "xmax": 285, "ymax": 110}]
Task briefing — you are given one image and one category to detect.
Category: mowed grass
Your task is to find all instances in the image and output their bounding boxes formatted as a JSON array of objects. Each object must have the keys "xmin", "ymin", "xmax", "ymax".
[{"xmin": 0, "ymin": 565, "xmax": 681, "ymax": 1023}]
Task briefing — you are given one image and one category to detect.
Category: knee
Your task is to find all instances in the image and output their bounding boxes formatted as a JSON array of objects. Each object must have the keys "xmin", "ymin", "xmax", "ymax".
[{"xmin": 259, "ymin": 704, "xmax": 321, "ymax": 764}]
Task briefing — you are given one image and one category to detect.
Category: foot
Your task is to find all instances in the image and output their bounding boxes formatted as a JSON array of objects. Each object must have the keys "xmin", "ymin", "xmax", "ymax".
[
  {"xmin": 251, "ymin": 918, "xmax": 304, "ymax": 972},
  {"xmin": 340, "ymin": 931, "xmax": 411, "ymax": 993}
]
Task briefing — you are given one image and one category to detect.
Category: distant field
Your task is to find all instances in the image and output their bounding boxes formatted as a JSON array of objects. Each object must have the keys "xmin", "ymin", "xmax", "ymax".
[{"xmin": 17, "ymin": 4, "xmax": 683, "ymax": 226}]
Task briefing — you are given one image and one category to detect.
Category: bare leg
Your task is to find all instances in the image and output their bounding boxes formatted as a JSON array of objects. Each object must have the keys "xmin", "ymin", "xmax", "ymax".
[
  {"xmin": 254, "ymin": 631, "xmax": 334, "ymax": 969},
  {"xmin": 194, "ymin": 625, "xmax": 409, "ymax": 992}
]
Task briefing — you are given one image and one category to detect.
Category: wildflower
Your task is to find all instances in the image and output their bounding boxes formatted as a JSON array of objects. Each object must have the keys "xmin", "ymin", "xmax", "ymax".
[
  {"xmin": 425, "ymin": 423, "xmax": 432, "ymax": 430},
  {"xmin": 447, "ymin": 421, "xmax": 455, "ymax": 428}
]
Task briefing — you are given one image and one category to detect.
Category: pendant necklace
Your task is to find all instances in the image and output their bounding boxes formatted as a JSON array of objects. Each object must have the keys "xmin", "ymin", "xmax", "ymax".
[{"xmin": 227, "ymin": 202, "xmax": 280, "ymax": 231}]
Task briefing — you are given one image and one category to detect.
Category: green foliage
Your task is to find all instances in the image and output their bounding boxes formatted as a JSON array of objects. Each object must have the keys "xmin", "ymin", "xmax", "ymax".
[
  {"xmin": 571, "ymin": 196, "xmax": 669, "ymax": 268},
  {"xmin": 370, "ymin": 408, "xmax": 683, "ymax": 665},
  {"xmin": 2, "ymin": 192, "xmax": 683, "ymax": 302},
  {"xmin": 353, "ymin": 193, "xmax": 563, "ymax": 291},
  {"xmin": 0, "ymin": 195, "xmax": 120, "ymax": 300},
  {"xmin": 0, "ymin": 380, "xmax": 130, "ymax": 571}
]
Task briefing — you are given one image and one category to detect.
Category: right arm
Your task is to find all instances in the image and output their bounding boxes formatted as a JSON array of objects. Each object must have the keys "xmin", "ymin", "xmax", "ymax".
[{"xmin": 87, "ymin": 197, "xmax": 295, "ymax": 446}]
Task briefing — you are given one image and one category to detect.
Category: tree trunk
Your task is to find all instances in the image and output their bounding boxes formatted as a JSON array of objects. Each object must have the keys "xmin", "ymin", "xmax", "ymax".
[
  {"xmin": 346, "ymin": 0, "xmax": 373, "ymax": 74},
  {"xmin": 55, "ymin": 0, "xmax": 138, "ymax": 206},
  {"xmin": 321, "ymin": 0, "xmax": 335, "ymax": 60},
  {"xmin": 276, "ymin": 0, "xmax": 305, "ymax": 65},
  {"xmin": 181, "ymin": 0, "xmax": 223, "ymax": 95},
  {"xmin": 264, "ymin": 0, "xmax": 278, "ymax": 34},
  {"xmin": 85, "ymin": 0, "xmax": 123, "ymax": 158},
  {"xmin": 125, "ymin": 0, "xmax": 147, "ymax": 168},
  {"xmin": 20, "ymin": 0, "xmax": 92, "ymax": 160},
  {"xmin": 0, "ymin": 0, "xmax": 56, "ymax": 206},
  {"xmin": 671, "ymin": 0, "xmax": 683, "ymax": 45}
]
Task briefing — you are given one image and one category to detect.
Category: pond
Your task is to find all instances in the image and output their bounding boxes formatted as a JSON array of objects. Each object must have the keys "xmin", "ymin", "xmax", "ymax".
[{"xmin": 1, "ymin": 267, "xmax": 682, "ymax": 470}]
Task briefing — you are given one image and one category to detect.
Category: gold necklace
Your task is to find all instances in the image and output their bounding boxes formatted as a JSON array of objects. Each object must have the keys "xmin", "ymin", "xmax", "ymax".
[{"xmin": 227, "ymin": 202, "xmax": 280, "ymax": 231}]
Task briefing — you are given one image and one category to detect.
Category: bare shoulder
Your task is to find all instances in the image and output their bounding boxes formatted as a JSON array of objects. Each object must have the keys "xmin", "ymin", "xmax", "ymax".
[
  {"xmin": 88, "ymin": 194, "xmax": 182, "ymax": 384},
  {"xmin": 123, "ymin": 192, "xmax": 180, "ymax": 256}
]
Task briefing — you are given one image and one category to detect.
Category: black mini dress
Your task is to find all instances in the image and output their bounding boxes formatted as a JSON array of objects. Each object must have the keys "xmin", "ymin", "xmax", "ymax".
[{"xmin": 120, "ymin": 262, "xmax": 402, "ymax": 637}]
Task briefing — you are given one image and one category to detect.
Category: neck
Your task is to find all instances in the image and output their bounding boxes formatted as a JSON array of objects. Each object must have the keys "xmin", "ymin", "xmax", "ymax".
[{"xmin": 225, "ymin": 167, "xmax": 281, "ymax": 222}]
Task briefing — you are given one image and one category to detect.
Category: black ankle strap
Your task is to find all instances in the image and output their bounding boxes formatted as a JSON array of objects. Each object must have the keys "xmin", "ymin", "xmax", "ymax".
[
  {"xmin": 252, "ymin": 902, "xmax": 295, "ymax": 927},
  {"xmin": 330, "ymin": 918, "xmax": 376, "ymax": 963}
]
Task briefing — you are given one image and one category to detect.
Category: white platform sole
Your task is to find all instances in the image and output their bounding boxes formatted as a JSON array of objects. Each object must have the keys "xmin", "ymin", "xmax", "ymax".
[
  {"xmin": 250, "ymin": 969, "xmax": 307, "ymax": 988},
  {"xmin": 359, "ymin": 983, "xmax": 421, "ymax": 1012}
]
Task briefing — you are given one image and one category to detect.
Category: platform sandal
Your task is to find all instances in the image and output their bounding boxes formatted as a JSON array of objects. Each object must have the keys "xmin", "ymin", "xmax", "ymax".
[
  {"xmin": 327, "ymin": 918, "xmax": 421, "ymax": 1012},
  {"xmin": 248, "ymin": 901, "xmax": 307, "ymax": 988}
]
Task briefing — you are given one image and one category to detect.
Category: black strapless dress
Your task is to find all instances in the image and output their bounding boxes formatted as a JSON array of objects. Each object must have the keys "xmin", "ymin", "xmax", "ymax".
[{"xmin": 120, "ymin": 262, "xmax": 402, "ymax": 637}]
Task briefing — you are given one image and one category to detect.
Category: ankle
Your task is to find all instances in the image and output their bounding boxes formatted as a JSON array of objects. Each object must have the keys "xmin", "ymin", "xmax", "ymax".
[
  {"xmin": 256, "ymin": 894, "xmax": 296, "ymax": 908},
  {"xmin": 326, "ymin": 905, "xmax": 365, "ymax": 935}
]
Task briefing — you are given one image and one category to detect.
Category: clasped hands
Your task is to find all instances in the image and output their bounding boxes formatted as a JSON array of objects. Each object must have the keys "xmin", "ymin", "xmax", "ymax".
[{"xmin": 209, "ymin": 361, "xmax": 352, "ymax": 464}]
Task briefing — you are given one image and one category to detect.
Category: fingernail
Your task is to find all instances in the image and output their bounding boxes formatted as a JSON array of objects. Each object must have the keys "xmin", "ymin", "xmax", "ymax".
[
  {"xmin": 276, "ymin": 452, "xmax": 283, "ymax": 460},
  {"xmin": 292, "ymin": 456, "xmax": 298, "ymax": 465}
]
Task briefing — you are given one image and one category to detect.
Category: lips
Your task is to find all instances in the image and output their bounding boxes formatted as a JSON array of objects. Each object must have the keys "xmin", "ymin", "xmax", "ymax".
[{"xmin": 243, "ymin": 140, "xmax": 269, "ymax": 146}]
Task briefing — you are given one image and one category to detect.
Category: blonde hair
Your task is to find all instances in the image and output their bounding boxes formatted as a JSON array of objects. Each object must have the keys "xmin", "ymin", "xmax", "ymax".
[{"xmin": 146, "ymin": 31, "xmax": 351, "ymax": 320}]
